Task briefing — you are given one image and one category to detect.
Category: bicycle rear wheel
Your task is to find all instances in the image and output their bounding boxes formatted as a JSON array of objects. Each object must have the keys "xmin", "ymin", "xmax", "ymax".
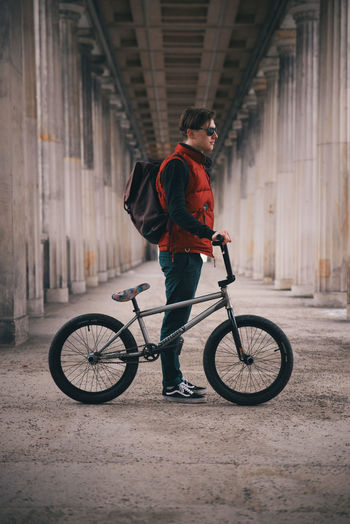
[
  {"xmin": 49, "ymin": 314, "xmax": 139, "ymax": 403},
  {"xmin": 203, "ymin": 315, "xmax": 293, "ymax": 405}
]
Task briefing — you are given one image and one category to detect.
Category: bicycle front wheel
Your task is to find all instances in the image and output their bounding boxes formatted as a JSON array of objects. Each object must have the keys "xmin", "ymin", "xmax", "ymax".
[
  {"xmin": 49, "ymin": 314, "xmax": 139, "ymax": 404},
  {"xmin": 203, "ymin": 315, "xmax": 293, "ymax": 405}
]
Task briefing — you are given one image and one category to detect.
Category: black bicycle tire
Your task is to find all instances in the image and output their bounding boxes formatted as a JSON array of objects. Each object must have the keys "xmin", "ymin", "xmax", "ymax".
[
  {"xmin": 203, "ymin": 315, "xmax": 293, "ymax": 405},
  {"xmin": 48, "ymin": 313, "xmax": 139, "ymax": 404}
]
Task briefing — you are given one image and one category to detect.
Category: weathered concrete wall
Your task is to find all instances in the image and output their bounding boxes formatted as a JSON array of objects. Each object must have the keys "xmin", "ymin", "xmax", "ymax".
[
  {"xmin": 23, "ymin": 0, "xmax": 44, "ymax": 318},
  {"xmin": 314, "ymin": 0, "xmax": 349, "ymax": 308},
  {"xmin": 0, "ymin": 0, "xmax": 146, "ymax": 344},
  {"xmin": 0, "ymin": 1, "xmax": 28, "ymax": 344},
  {"xmin": 213, "ymin": 0, "xmax": 350, "ymax": 318},
  {"xmin": 275, "ymin": 38, "xmax": 296, "ymax": 290},
  {"xmin": 1, "ymin": 0, "xmax": 350, "ymax": 345}
]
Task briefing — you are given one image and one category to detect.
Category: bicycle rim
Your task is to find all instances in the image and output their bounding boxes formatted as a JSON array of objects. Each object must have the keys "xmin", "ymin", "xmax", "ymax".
[
  {"xmin": 204, "ymin": 316, "xmax": 293, "ymax": 404},
  {"xmin": 215, "ymin": 326, "xmax": 283, "ymax": 394},
  {"xmin": 49, "ymin": 314, "xmax": 139, "ymax": 403},
  {"xmin": 60, "ymin": 323, "xmax": 131, "ymax": 393}
]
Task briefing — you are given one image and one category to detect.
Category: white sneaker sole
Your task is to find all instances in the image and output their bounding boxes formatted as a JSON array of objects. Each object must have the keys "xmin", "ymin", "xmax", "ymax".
[{"xmin": 162, "ymin": 395, "xmax": 207, "ymax": 404}]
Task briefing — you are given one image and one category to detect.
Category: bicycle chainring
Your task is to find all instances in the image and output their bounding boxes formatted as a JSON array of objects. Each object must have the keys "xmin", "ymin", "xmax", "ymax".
[{"xmin": 143, "ymin": 344, "xmax": 160, "ymax": 361}]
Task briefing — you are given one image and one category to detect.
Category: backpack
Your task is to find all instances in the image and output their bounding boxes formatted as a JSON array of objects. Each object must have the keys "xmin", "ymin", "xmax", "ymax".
[{"xmin": 123, "ymin": 155, "xmax": 187, "ymax": 244}]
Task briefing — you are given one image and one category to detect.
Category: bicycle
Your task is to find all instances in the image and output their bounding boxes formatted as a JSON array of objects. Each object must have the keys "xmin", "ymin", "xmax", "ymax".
[{"xmin": 48, "ymin": 237, "xmax": 293, "ymax": 405}]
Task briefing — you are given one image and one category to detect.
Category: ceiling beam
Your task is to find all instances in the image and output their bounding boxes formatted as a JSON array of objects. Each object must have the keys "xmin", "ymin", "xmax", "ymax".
[
  {"xmin": 86, "ymin": 0, "xmax": 147, "ymax": 158},
  {"xmin": 212, "ymin": 0, "xmax": 290, "ymax": 163}
]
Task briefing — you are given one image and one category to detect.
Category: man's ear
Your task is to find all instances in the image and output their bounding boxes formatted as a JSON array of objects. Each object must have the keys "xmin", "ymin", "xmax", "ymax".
[{"xmin": 187, "ymin": 128, "xmax": 195, "ymax": 139}]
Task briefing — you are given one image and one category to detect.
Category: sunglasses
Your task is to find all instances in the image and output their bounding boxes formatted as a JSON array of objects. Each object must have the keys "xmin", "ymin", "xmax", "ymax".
[{"xmin": 199, "ymin": 126, "xmax": 218, "ymax": 137}]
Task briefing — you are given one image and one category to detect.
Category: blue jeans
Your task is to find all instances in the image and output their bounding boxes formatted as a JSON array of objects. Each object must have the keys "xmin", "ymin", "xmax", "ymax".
[{"xmin": 159, "ymin": 251, "xmax": 203, "ymax": 388}]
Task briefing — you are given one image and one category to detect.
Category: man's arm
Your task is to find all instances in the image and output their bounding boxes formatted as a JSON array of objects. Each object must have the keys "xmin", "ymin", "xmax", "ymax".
[{"xmin": 162, "ymin": 158, "xmax": 215, "ymax": 239}]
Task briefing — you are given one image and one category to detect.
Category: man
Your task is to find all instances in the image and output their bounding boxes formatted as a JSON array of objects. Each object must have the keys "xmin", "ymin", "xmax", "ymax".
[{"xmin": 156, "ymin": 107, "xmax": 231, "ymax": 404}]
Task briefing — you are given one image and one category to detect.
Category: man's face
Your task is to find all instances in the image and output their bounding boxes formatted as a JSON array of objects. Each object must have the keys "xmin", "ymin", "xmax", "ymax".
[{"xmin": 188, "ymin": 119, "xmax": 218, "ymax": 154}]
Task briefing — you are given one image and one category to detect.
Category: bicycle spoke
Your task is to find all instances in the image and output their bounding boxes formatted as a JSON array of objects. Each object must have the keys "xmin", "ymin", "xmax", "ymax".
[
  {"xmin": 215, "ymin": 327, "xmax": 282, "ymax": 394},
  {"xmin": 98, "ymin": 362, "xmax": 123, "ymax": 385},
  {"xmin": 59, "ymin": 324, "xmax": 130, "ymax": 393},
  {"xmin": 69, "ymin": 330, "xmax": 91, "ymax": 354}
]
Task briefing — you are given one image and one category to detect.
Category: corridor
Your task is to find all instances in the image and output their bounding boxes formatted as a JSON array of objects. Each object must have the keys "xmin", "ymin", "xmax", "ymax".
[
  {"xmin": 0, "ymin": 258, "xmax": 349, "ymax": 523},
  {"xmin": 1, "ymin": 1, "xmax": 350, "ymax": 522},
  {"xmin": 1, "ymin": 0, "xmax": 350, "ymax": 345}
]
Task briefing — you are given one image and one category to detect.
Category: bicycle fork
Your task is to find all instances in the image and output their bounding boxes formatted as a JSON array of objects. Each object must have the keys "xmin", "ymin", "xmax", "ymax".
[{"xmin": 222, "ymin": 287, "xmax": 253, "ymax": 365}]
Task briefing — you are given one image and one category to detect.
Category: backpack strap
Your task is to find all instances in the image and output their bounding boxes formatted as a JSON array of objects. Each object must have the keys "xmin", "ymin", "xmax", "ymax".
[
  {"xmin": 160, "ymin": 153, "xmax": 189, "ymax": 254},
  {"xmin": 171, "ymin": 153, "xmax": 189, "ymax": 178}
]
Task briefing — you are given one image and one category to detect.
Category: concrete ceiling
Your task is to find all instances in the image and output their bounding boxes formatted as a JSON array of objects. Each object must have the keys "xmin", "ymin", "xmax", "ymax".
[{"xmin": 93, "ymin": 0, "xmax": 287, "ymax": 160}]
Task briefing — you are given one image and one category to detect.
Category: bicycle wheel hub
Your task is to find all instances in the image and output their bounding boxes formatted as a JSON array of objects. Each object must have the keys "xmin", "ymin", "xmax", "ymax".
[
  {"xmin": 243, "ymin": 354, "xmax": 254, "ymax": 366},
  {"xmin": 87, "ymin": 352, "xmax": 99, "ymax": 365}
]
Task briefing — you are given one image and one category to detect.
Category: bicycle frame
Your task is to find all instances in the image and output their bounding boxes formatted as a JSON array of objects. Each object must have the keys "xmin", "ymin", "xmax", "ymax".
[
  {"xmin": 96, "ymin": 243, "xmax": 245, "ymax": 362},
  {"xmin": 96, "ymin": 290, "xmax": 227, "ymax": 358}
]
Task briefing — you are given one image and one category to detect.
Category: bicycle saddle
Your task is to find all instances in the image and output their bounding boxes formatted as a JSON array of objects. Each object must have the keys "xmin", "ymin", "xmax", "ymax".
[{"xmin": 112, "ymin": 283, "xmax": 150, "ymax": 302}]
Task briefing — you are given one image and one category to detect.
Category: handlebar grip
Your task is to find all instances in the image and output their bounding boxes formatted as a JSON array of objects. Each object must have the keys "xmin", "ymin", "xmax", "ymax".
[{"xmin": 212, "ymin": 234, "xmax": 225, "ymax": 246}]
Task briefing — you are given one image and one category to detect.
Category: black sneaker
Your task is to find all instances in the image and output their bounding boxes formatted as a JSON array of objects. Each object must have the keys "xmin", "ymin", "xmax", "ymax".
[
  {"xmin": 182, "ymin": 377, "xmax": 207, "ymax": 395},
  {"xmin": 162, "ymin": 381, "xmax": 207, "ymax": 403}
]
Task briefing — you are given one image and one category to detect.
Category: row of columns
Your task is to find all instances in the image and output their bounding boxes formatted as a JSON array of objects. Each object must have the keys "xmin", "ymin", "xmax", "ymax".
[
  {"xmin": 0, "ymin": 0, "xmax": 144, "ymax": 344},
  {"xmin": 214, "ymin": 0, "xmax": 350, "ymax": 316}
]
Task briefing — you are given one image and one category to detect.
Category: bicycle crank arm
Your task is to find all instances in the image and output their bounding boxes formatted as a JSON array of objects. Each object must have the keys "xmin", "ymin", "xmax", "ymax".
[{"xmin": 99, "ymin": 347, "xmax": 161, "ymax": 362}]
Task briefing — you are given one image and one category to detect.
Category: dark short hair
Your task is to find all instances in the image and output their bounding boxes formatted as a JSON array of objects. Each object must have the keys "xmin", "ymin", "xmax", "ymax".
[{"xmin": 179, "ymin": 107, "xmax": 215, "ymax": 137}]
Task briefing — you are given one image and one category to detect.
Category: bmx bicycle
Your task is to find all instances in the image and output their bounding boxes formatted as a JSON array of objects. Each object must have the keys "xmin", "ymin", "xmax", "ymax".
[{"xmin": 49, "ymin": 237, "xmax": 293, "ymax": 405}]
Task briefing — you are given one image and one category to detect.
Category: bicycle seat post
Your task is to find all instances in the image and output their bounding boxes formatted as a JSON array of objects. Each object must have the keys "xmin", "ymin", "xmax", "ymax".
[
  {"xmin": 132, "ymin": 297, "xmax": 140, "ymax": 314},
  {"xmin": 132, "ymin": 297, "xmax": 151, "ymax": 346}
]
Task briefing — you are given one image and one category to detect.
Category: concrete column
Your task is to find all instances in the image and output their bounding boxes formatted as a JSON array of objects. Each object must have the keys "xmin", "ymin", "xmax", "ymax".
[
  {"xmin": 244, "ymin": 94, "xmax": 258, "ymax": 278},
  {"xmin": 261, "ymin": 58, "xmax": 280, "ymax": 284},
  {"xmin": 291, "ymin": 1, "xmax": 320, "ymax": 296},
  {"xmin": 100, "ymin": 89, "xmax": 116, "ymax": 279},
  {"xmin": 348, "ymin": 4, "xmax": 350, "ymax": 320},
  {"xmin": 79, "ymin": 34, "xmax": 98, "ymax": 287},
  {"xmin": 221, "ymin": 146, "xmax": 233, "ymax": 261},
  {"xmin": 59, "ymin": 2, "xmax": 86, "ymax": 294},
  {"xmin": 238, "ymin": 117, "xmax": 249, "ymax": 275},
  {"xmin": 119, "ymin": 132, "xmax": 132, "ymax": 271},
  {"xmin": 116, "ymin": 126, "xmax": 128, "ymax": 273},
  {"xmin": 110, "ymin": 104, "xmax": 123, "ymax": 276},
  {"xmin": 112, "ymin": 115, "xmax": 124, "ymax": 274},
  {"xmin": 213, "ymin": 154, "xmax": 227, "ymax": 235},
  {"xmin": 238, "ymin": 103, "xmax": 257, "ymax": 278},
  {"xmin": 314, "ymin": 0, "xmax": 349, "ymax": 308},
  {"xmin": 92, "ymin": 77, "xmax": 108, "ymax": 282},
  {"xmin": 252, "ymin": 76, "xmax": 267, "ymax": 280},
  {"xmin": 35, "ymin": 0, "xmax": 68, "ymax": 303},
  {"xmin": 110, "ymin": 111, "xmax": 118, "ymax": 277},
  {"xmin": 23, "ymin": 0, "xmax": 44, "ymax": 316},
  {"xmin": 275, "ymin": 37, "xmax": 297, "ymax": 290},
  {"xmin": 231, "ymin": 120, "xmax": 247, "ymax": 275},
  {"xmin": 0, "ymin": 1, "xmax": 29, "ymax": 344},
  {"xmin": 227, "ymin": 139, "xmax": 241, "ymax": 272}
]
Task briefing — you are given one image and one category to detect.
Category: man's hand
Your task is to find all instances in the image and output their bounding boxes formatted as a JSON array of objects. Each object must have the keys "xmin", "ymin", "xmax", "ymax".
[{"xmin": 212, "ymin": 230, "xmax": 231, "ymax": 245}]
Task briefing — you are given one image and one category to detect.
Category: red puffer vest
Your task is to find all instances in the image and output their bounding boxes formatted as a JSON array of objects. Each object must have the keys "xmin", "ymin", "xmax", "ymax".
[{"xmin": 156, "ymin": 143, "xmax": 214, "ymax": 257}]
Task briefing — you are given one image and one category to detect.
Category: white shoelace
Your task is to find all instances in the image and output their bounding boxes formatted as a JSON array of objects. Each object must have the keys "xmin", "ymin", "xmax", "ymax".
[{"xmin": 178, "ymin": 381, "xmax": 193, "ymax": 395}]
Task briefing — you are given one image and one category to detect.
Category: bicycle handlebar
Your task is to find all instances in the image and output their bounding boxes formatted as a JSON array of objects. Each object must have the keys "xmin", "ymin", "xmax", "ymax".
[
  {"xmin": 212, "ymin": 235, "xmax": 225, "ymax": 246},
  {"xmin": 212, "ymin": 235, "xmax": 235, "ymax": 287},
  {"xmin": 212, "ymin": 233, "xmax": 225, "ymax": 246}
]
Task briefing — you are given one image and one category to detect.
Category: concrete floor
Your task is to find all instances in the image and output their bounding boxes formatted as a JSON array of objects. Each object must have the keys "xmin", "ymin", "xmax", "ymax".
[{"xmin": 1, "ymin": 259, "xmax": 349, "ymax": 524}]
